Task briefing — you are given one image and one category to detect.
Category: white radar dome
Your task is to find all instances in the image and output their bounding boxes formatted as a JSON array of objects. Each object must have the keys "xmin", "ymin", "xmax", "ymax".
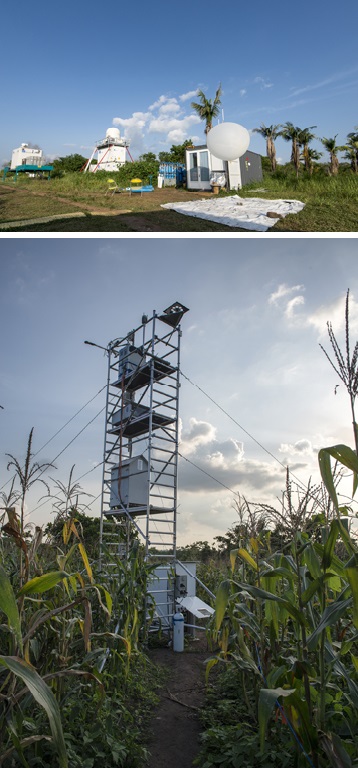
[
  {"xmin": 207, "ymin": 122, "xmax": 250, "ymax": 161},
  {"xmin": 106, "ymin": 127, "xmax": 121, "ymax": 141}
]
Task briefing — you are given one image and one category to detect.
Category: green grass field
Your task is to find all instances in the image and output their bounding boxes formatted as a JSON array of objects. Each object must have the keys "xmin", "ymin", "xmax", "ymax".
[{"xmin": 0, "ymin": 170, "xmax": 357, "ymax": 232}]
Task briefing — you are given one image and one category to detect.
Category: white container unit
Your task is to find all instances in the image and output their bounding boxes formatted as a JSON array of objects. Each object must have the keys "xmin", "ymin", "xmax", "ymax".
[
  {"xmin": 117, "ymin": 344, "xmax": 144, "ymax": 380},
  {"xmin": 185, "ymin": 145, "xmax": 242, "ymax": 191},
  {"xmin": 110, "ymin": 455, "xmax": 148, "ymax": 509},
  {"xmin": 112, "ymin": 402, "xmax": 149, "ymax": 429},
  {"xmin": 148, "ymin": 561, "xmax": 214, "ymax": 643}
]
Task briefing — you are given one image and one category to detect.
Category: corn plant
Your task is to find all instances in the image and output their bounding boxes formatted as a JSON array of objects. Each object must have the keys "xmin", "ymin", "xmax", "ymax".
[
  {"xmin": 208, "ymin": 480, "xmax": 357, "ymax": 766},
  {"xmin": 0, "ymin": 506, "xmax": 114, "ymax": 766},
  {"xmin": 205, "ymin": 293, "xmax": 358, "ymax": 767}
]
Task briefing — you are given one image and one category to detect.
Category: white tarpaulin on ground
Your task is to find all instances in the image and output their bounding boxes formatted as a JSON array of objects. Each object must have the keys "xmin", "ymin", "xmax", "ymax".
[
  {"xmin": 161, "ymin": 195, "xmax": 305, "ymax": 231},
  {"xmin": 176, "ymin": 596, "xmax": 214, "ymax": 619}
]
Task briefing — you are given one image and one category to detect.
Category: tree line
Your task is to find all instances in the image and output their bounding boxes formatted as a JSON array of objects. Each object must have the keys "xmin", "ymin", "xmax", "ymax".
[{"xmin": 253, "ymin": 122, "xmax": 358, "ymax": 176}]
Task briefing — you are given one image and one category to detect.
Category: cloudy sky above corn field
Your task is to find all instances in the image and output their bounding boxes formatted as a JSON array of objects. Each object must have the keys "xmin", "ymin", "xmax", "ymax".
[
  {"xmin": 0, "ymin": 238, "xmax": 357, "ymax": 544},
  {"xmin": 1, "ymin": 0, "xmax": 357, "ymax": 167}
]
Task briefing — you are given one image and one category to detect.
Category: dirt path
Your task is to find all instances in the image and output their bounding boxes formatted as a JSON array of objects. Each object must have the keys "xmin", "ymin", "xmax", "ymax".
[{"xmin": 146, "ymin": 639, "xmax": 209, "ymax": 768}]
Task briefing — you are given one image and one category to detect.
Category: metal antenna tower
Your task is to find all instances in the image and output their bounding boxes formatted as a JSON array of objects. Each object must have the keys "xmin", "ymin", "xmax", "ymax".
[{"xmin": 98, "ymin": 302, "xmax": 189, "ymax": 631}]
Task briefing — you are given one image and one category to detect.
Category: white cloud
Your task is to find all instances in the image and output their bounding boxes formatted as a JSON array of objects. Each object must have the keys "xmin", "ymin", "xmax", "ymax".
[
  {"xmin": 269, "ymin": 283, "xmax": 305, "ymax": 305},
  {"xmin": 148, "ymin": 95, "xmax": 168, "ymax": 111},
  {"xmin": 158, "ymin": 99, "xmax": 181, "ymax": 115},
  {"xmin": 285, "ymin": 295, "xmax": 305, "ymax": 318},
  {"xmin": 307, "ymin": 293, "xmax": 358, "ymax": 337},
  {"xmin": 148, "ymin": 114, "xmax": 201, "ymax": 135},
  {"xmin": 112, "ymin": 91, "xmax": 203, "ymax": 154},
  {"xmin": 278, "ymin": 438, "xmax": 315, "ymax": 456},
  {"xmin": 179, "ymin": 89, "xmax": 199, "ymax": 102},
  {"xmin": 180, "ymin": 417, "xmax": 216, "ymax": 455},
  {"xmin": 113, "ymin": 112, "xmax": 149, "ymax": 130},
  {"xmin": 179, "ymin": 418, "xmax": 284, "ymax": 498},
  {"xmin": 240, "ymin": 89, "xmax": 247, "ymax": 97}
]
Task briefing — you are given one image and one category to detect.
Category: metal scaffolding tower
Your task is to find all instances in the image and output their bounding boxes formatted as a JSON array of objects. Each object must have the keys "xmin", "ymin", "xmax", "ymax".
[{"xmin": 98, "ymin": 302, "xmax": 189, "ymax": 630}]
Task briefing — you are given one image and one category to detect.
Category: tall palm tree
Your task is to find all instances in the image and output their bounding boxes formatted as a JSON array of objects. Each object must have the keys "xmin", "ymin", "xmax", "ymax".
[
  {"xmin": 191, "ymin": 84, "xmax": 222, "ymax": 135},
  {"xmin": 252, "ymin": 123, "xmax": 281, "ymax": 171},
  {"xmin": 320, "ymin": 135, "xmax": 344, "ymax": 176},
  {"xmin": 279, "ymin": 122, "xmax": 303, "ymax": 177},
  {"xmin": 344, "ymin": 127, "xmax": 358, "ymax": 173},
  {"xmin": 344, "ymin": 141, "xmax": 358, "ymax": 173},
  {"xmin": 298, "ymin": 126, "xmax": 317, "ymax": 173}
]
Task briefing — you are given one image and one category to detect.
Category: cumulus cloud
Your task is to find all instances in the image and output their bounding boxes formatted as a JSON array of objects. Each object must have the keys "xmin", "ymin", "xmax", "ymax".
[
  {"xmin": 180, "ymin": 417, "xmax": 217, "ymax": 455},
  {"xmin": 179, "ymin": 418, "xmax": 284, "ymax": 497},
  {"xmin": 307, "ymin": 293, "xmax": 358, "ymax": 337},
  {"xmin": 278, "ymin": 438, "xmax": 315, "ymax": 456},
  {"xmin": 240, "ymin": 89, "xmax": 247, "ymax": 97},
  {"xmin": 268, "ymin": 283, "xmax": 306, "ymax": 322},
  {"xmin": 179, "ymin": 89, "xmax": 199, "ymax": 102},
  {"xmin": 285, "ymin": 295, "xmax": 305, "ymax": 318},
  {"xmin": 269, "ymin": 283, "xmax": 305, "ymax": 306},
  {"xmin": 112, "ymin": 90, "xmax": 203, "ymax": 154},
  {"xmin": 148, "ymin": 113, "xmax": 201, "ymax": 137}
]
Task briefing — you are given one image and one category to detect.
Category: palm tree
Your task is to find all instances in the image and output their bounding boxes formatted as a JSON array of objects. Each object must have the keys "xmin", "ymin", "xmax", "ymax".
[
  {"xmin": 279, "ymin": 122, "xmax": 303, "ymax": 177},
  {"xmin": 344, "ymin": 127, "xmax": 358, "ymax": 173},
  {"xmin": 298, "ymin": 126, "xmax": 317, "ymax": 173},
  {"xmin": 320, "ymin": 135, "xmax": 344, "ymax": 175},
  {"xmin": 191, "ymin": 84, "xmax": 222, "ymax": 135},
  {"xmin": 301, "ymin": 147, "xmax": 322, "ymax": 176},
  {"xmin": 344, "ymin": 141, "xmax": 358, "ymax": 173},
  {"xmin": 252, "ymin": 123, "xmax": 281, "ymax": 171}
]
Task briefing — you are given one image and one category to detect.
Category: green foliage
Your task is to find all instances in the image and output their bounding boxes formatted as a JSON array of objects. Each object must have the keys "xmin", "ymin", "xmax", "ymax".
[
  {"xmin": 0, "ymin": 500, "xmax": 160, "ymax": 767},
  {"xmin": 138, "ymin": 152, "xmax": 157, "ymax": 163},
  {"xmin": 52, "ymin": 154, "xmax": 88, "ymax": 176},
  {"xmin": 195, "ymin": 667, "xmax": 295, "ymax": 767},
  {"xmin": 45, "ymin": 510, "xmax": 101, "ymax": 561},
  {"xmin": 202, "ymin": 508, "xmax": 358, "ymax": 766},
  {"xmin": 115, "ymin": 159, "xmax": 159, "ymax": 186},
  {"xmin": 158, "ymin": 139, "xmax": 193, "ymax": 163}
]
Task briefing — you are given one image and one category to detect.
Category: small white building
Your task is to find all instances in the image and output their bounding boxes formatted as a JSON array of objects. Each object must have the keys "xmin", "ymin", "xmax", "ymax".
[
  {"xmin": 85, "ymin": 128, "xmax": 130, "ymax": 172},
  {"xmin": 11, "ymin": 143, "xmax": 43, "ymax": 170},
  {"xmin": 185, "ymin": 145, "xmax": 262, "ymax": 191}
]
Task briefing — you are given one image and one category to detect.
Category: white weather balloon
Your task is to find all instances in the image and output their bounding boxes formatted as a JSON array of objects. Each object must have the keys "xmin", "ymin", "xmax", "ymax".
[{"xmin": 207, "ymin": 122, "xmax": 250, "ymax": 161}]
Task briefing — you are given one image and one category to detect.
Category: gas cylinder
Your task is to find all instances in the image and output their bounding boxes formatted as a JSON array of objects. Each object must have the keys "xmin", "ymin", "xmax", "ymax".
[{"xmin": 172, "ymin": 611, "xmax": 184, "ymax": 652}]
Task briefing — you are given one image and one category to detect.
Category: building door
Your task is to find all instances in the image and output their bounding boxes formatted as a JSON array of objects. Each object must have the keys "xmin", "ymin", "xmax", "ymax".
[{"xmin": 188, "ymin": 150, "xmax": 211, "ymax": 190}]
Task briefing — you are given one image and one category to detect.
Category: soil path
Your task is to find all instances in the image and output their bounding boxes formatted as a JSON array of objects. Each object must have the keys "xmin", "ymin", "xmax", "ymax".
[{"xmin": 146, "ymin": 640, "xmax": 209, "ymax": 768}]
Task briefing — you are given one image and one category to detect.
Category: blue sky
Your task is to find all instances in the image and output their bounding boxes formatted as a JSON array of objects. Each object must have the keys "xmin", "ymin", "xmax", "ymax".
[
  {"xmin": 1, "ymin": 239, "xmax": 357, "ymax": 545},
  {"xmin": 2, "ymin": 0, "xmax": 357, "ymax": 167}
]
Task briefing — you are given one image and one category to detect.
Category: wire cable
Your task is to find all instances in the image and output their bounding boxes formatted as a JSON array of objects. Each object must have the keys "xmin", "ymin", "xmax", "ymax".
[
  {"xmin": 178, "ymin": 452, "xmax": 240, "ymax": 497},
  {"xmin": 180, "ymin": 370, "xmax": 328, "ymax": 506},
  {"xmin": 0, "ymin": 383, "xmax": 107, "ymax": 493},
  {"xmin": 180, "ymin": 370, "xmax": 291, "ymax": 473},
  {"xmin": 21, "ymin": 406, "xmax": 106, "ymax": 518}
]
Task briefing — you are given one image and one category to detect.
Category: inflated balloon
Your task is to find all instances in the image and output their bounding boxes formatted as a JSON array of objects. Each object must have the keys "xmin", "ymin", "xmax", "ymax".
[{"xmin": 207, "ymin": 122, "xmax": 250, "ymax": 161}]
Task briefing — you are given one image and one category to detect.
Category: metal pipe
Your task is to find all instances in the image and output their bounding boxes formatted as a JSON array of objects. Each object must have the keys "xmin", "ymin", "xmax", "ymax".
[{"xmin": 184, "ymin": 623, "xmax": 206, "ymax": 631}]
